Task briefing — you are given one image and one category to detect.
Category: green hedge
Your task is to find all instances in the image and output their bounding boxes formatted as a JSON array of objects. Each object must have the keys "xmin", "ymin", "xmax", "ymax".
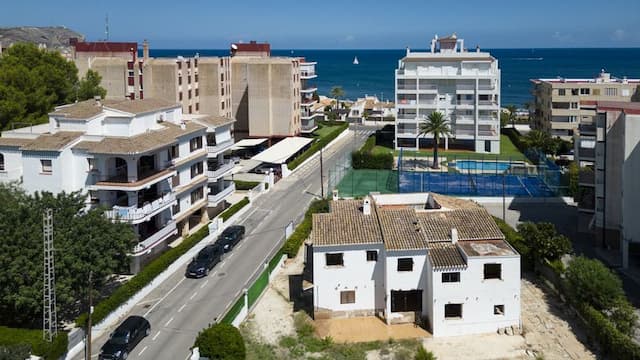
[
  {"xmin": 288, "ymin": 123, "xmax": 348, "ymax": 170},
  {"xmin": 579, "ymin": 303, "xmax": 640, "ymax": 360},
  {"xmin": 352, "ymin": 136, "xmax": 393, "ymax": 169},
  {"xmin": 234, "ymin": 180, "xmax": 260, "ymax": 191},
  {"xmin": 221, "ymin": 296, "xmax": 245, "ymax": 324},
  {"xmin": 493, "ymin": 217, "xmax": 533, "ymax": 271},
  {"xmin": 0, "ymin": 327, "xmax": 68, "ymax": 360},
  {"xmin": 501, "ymin": 128, "xmax": 527, "ymax": 155},
  {"xmin": 221, "ymin": 197, "xmax": 250, "ymax": 222},
  {"xmin": 282, "ymin": 199, "xmax": 330, "ymax": 258},
  {"xmin": 247, "ymin": 268, "xmax": 269, "ymax": 308},
  {"xmin": 76, "ymin": 224, "xmax": 211, "ymax": 327}
]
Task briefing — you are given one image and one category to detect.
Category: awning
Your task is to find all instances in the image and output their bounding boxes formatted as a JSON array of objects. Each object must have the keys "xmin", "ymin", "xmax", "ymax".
[
  {"xmin": 230, "ymin": 138, "xmax": 268, "ymax": 150},
  {"xmin": 251, "ymin": 137, "xmax": 314, "ymax": 164}
]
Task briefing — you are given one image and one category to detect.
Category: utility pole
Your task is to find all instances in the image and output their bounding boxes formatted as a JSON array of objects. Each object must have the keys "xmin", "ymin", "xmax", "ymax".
[
  {"xmin": 502, "ymin": 174, "xmax": 506, "ymax": 222},
  {"xmin": 86, "ymin": 271, "xmax": 93, "ymax": 360},
  {"xmin": 320, "ymin": 148, "xmax": 324, "ymax": 198},
  {"xmin": 43, "ymin": 209, "xmax": 57, "ymax": 342}
]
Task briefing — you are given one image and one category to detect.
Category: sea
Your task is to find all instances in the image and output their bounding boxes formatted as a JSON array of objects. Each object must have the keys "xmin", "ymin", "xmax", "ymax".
[{"xmin": 148, "ymin": 48, "xmax": 640, "ymax": 108}]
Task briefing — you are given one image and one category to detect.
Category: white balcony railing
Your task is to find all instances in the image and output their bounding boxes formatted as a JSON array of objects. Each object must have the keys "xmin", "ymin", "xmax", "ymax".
[
  {"xmin": 208, "ymin": 182, "xmax": 235, "ymax": 205},
  {"xmin": 207, "ymin": 161, "xmax": 235, "ymax": 179},
  {"xmin": 104, "ymin": 193, "xmax": 176, "ymax": 222},
  {"xmin": 456, "ymin": 84, "xmax": 475, "ymax": 91},
  {"xmin": 206, "ymin": 139, "xmax": 234, "ymax": 156},
  {"xmin": 132, "ymin": 220, "xmax": 177, "ymax": 254}
]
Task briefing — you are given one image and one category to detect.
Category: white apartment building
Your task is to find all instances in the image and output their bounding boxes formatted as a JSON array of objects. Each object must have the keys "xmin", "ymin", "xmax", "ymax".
[
  {"xmin": 311, "ymin": 193, "xmax": 520, "ymax": 337},
  {"xmin": 300, "ymin": 58, "xmax": 321, "ymax": 133},
  {"xmin": 395, "ymin": 34, "xmax": 501, "ymax": 153},
  {"xmin": 0, "ymin": 98, "xmax": 235, "ymax": 273}
]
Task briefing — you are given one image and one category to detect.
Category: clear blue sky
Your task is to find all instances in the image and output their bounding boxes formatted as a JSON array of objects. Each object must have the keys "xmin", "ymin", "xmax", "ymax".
[{"xmin": 3, "ymin": 0, "xmax": 639, "ymax": 49}]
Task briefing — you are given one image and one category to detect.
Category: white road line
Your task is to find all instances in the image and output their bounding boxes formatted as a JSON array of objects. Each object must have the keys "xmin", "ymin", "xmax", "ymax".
[
  {"xmin": 178, "ymin": 303, "xmax": 187, "ymax": 313},
  {"xmin": 164, "ymin": 317, "xmax": 174, "ymax": 327},
  {"xmin": 184, "ymin": 353, "xmax": 192, "ymax": 360},
  {"xmin": 219, "ymin": 261, "xmax": 226, "ymax": 268},
  {"xmin": 152, "ymin": 331, "xmax": 161, "ymax": 341},
  {"xmin": 190, "ymin": 291, "xmax": 198, "ymax": 300},
  {"xmin": 200, "ymin": 279, "xmax": 209, "ymax": 289},
  {"xmin": 138, "ymin": 346, "xmax": 148, "ymax": 356},
  {"xmin": 143, "ymin": 277, "xmax": 186, "ymax": 317},
  {"xmin": 227, "ymin": 253, "xmax": 235, "ymax": 260}
]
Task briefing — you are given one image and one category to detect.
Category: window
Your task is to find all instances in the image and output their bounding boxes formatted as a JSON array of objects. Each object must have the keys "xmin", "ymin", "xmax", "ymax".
[
  {"xmin": 580, "ymin": 88, "xmax": 590, "ymax": 95},
  {"xmin": 190, "ymin": 136, "xmax": 203, "ymax": 152},
  {"xmin": 40, "ymin": 159, "xmax": 52, "ymax": 174},
  {"xmin": 391, "ymin": 290, "xmax": 422, "ymax": 312},
  {"xmin": 366, "ymin": 250, "xmax": 378, "ymax": 262},
  {"xmin": 605, "ymin": 88, "xmax": 618, "ymax": 96},
  {"xmin": 593, "ymin": 89, "xmax": 601, "ymax": 96},
  {"xmin": 168, "ymin": 144, "xmax": 179, "ymax": 160},
  {"xmin": 190, "ymin": 162, "xmax": 203, "ymax": 178},
  {"xmin": 484, "ymin": 140, "xmax": 491, "ymax": 152},
  {"xmin": 570, "ymin": 102, "xmax": 578, "ymax": 109},
  {"xmin": 188, "ymin": 90, "xmax": 192, "ymax": 99},
  {"xmin": 397, "ymin": 258, "xmax": 413, "ymax": 272},
  {"xmin": 221, "ymin": 101, "xmax": 225, "ymax": 110},
  {"xmin": 178, "ymin": 76, "xmax": 182, "ymax": 86},
  {"xmin": 220, "ymin": 73, "xmax": 224, "ymax": 82},
  {"xmin": 325, "ymin": 253, "xmax": 344, "ymax": 266},
  {"xmin": 87, "ymin": 158, "xmax": 96, "ymax": 171},
  {"xmin": 494, "ymin": 304, "xmax": 505, "ymax": 315},
  {"xmin": 195, "ymin": 88, "xmax": 199, "ymax": 97},
  {"xmin": 177, "ymin": 62, "xmax": 182, "ymax": 70},
  {"xmin": 196, "ymin": 103, "xmax": 199, "ymax": 112},
  {"xmin": 442, "ymin": 272, "xmax": 460, "ymax": 283},
  {"xmin": 190, "ymin": 187, "xmax": 204, "ymax": 203},
  {"xmin": 340, "ymin": 291, "xmax": 355, "ymax": 304},
  {"xmin": 571, "ymin": 88, "xmax": 579, "ymax": 96},
  {"xmin": 188, "ymin": 76, "xmax": 191, "ymax": 84},
  {"xmin": 483, "ymin": 263, "xmax": 502, "ymax": 280},
  {"xmin": 195, "ymin": 74, "xmax": 199, "ymax": 82},
  {"xmin": 444, "ymin": 304, "xmax": 463, "ymax": 319},
  {"xmin": 89, "ymin": 190, "xmax": 99, "ymax": 204},
  {"xmin": 172, "ymin": 175, "xmax": 180, "ymax": 187},
  {"xmin": 0, "ymin": 153, "xmax": 5, "ymax": 171},
  {"xmin": 189, "ymin": 105, "xmax": 192, "ymax": 114},
  {"xmin": 558, "ymin": 89, "xmax": 566, "ymax": 96},
  {"xmin": 194, "ymin": 59, "xmax": 198, "ymax": 67},
  {"xmin": 179, "ymin": 92, "xmax": 183, "ymax": 101}
]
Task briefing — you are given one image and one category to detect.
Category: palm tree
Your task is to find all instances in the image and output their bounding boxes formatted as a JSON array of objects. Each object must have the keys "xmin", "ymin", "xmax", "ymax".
[
  {"xmin": 506, "ymin": 104, "xmax": 518, "ymax": 128},
  {"xmin": 330, "ymin": 86, "xmax": 345, "ymax": 111},
  {"xmin": 419, "ymin": 111, "xmax": 452, "ymax": 169}
]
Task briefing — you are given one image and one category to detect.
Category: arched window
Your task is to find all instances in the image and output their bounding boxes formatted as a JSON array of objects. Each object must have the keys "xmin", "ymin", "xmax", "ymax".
[{"xmin": 0, "ymin": 154, "xmax": 5, "ymax": 171}]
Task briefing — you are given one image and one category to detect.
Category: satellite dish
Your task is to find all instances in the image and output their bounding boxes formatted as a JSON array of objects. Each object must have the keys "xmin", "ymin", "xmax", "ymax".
[{"xmin": 231, "ymin": 44, "xmax": 238, "ymax": 50}]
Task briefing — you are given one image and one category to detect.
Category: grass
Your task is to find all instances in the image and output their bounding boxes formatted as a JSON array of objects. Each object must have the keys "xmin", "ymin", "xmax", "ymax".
[{"xmin": 313, "ymin": 123, "xmax": 342, "ymax": 138}]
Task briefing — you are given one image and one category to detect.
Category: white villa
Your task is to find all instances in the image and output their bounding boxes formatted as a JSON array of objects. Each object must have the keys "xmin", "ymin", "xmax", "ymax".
[
  {"xmin": 0, "ymin": 98, "xmax": 235, "ymax": 273},
  {"xmin": 311, "ymin": 192, "xmax": 520, "ymax": 337},
  {"xmin": 395, "ymin": 33, "xmax": 501, "ymax": 153},
  {"xmin": 347, "ymin": 95, "xmax": 395, "ymax": 122}
]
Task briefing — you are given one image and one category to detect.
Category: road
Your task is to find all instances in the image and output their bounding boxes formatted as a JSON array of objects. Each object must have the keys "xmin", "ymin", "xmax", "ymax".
[{"xmin": 78, "ymin": 125, "xmax": 375, "ymax": 360}]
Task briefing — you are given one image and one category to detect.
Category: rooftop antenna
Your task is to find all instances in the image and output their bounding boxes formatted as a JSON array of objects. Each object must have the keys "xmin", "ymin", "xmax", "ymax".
[
  {"xmin": 105, "ymin": 14, "xmax": 109, "ymax": 41},
  {"xmin": 43, "ymin": 208, "xmax": 57, "ymax": 341}
]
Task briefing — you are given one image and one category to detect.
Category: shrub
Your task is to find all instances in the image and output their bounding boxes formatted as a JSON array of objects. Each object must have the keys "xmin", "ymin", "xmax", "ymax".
[
  {"xmin": 352, "ymin": 135, "xmax": 394, "ymax": 170},
  {"xmin": 234, "ymin": 180, "xmax": 260, "ymax": 191},
  {"xmin": 579, "ymin": 303, "xmax": 640, "ymax": 360},
  {"xmin": 493, "ymin": 217, "xmax": 533, "ymax": 270},
  {"xmin": 517, "ymin": 222, "xmax": 572, "ymax": 263},
  {"xmin": 194, "ymin": 323, "xmax": 245, "ymax": 360},
  {"xmin": 501, "ymin": 128, "xmax": 526, "ymax": 154},
  {"xmin": 221, "ymin": 197, "xmax": 250, "ymax": 221},
  {"xmin": 0, "ymin": 327, "xmax": 68, "ymax": 360},
  {"xmin": 564, "ymin": 256, "xmax": 624, "ymax": 311},
  {"xmin": 288, "ymin": 122, "xmax": 348, "ymax": 170},
  {"xmin": 415, "ymin": 345, "xmax": 437, "ymax": 360},
  {"xmin": 609, "ymin": 297, "xmax": 639, "ymax": 337},
  {"xmin": 282, "ymin": 199, "xmax": 330, "ymax": 258},
  {"xmin": 76, "ymin": 224, "xmax": 211, "ymax": 327}
]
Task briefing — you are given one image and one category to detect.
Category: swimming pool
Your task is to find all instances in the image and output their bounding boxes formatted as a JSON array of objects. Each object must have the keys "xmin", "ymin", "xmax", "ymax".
[{"xmin": 453, "ymin": 160, "xmax": 511, "ymax": 172}]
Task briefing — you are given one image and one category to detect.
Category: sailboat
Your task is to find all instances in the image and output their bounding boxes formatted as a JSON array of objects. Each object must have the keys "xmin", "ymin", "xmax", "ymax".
[{"xmin": 353, "ymin": 56, "xmax": 359, "ymax": 65}]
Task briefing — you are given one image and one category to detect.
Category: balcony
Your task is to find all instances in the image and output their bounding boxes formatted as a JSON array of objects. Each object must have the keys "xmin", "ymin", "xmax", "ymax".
[
  {"xmin": 579, "ymin": 147, "xmax": 595, "ymax": 160},
  {"xmin": 417, "ymin": 84, "xmax": 437, "ymax": 92},
  {"xmin": 456, "ymin": 100, "xmax": 475, "ymax": 106},
  {"xmin": 579, "ymin": 169, "xmax": 595, "ymax": 185},
  {"xmin": 397, "ymin": 99, "xmax": 417, "ymax": 106},
  {"xmin": 132, "ymin": 220, "xmax": 178, "ymax": 255},
  {"xmin": 301, "ymin": 118, "xmax": 317, "ymax": 133},
  {"xmin": 300, "ymin": 71, "xmax": 317, "ymax": 79},
  {"xmin": 104, "ymin": 192, "xmax": 176, "ymax": 224},
  {"xmin": 478, "ymin": 116, "xmax": 498, "ymax": 123},
  {"xmin": 207, "ymin": 160, "xmax": 235, "ymax": 179},
  {"xmin": 301, "ymin": 84, "xmax": 318, "ymax": 93},
  {"xmin": 93, "ymin": 166, "xmax": 176, "ymax": 191},
  {"xmin": 207, "ymin": 139, "xmax": 234, "ymax": 156},
  {"xmin": 397, "ymin": 85, "xmax": 417, "ymax": 91},
  {"xmin": 478, "ymin": 84, "xmax": 495, "ymax": 91},
  {"xmin": 208, "ymin": 181, "xmax": 235, "ymax": 206},
  {"xmin": 579, "ymin": 123, "xmax": 597, "ymax": 134},
  {"xmin": 456, "ymin": 84, "xmax": 475, "ymax": 92},
  {"xmin": 478, "ymin": 100, "xmax": 499, "ymax": 107},
  {"xmin": 301, "ymin": 98, "xmax": 315, "ymax": 106}
]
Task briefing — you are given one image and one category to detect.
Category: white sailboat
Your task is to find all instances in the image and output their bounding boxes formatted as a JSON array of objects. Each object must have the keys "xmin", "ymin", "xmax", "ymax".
[{"xmin": 353, "ymin": 56, "xmax": 359, "ymax": 65}]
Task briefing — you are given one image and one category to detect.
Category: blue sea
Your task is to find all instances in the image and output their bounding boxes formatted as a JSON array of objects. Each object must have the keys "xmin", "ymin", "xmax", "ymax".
[{"xmin": 148, "ymin": 48, "xmax": 640, "ymax": 107}]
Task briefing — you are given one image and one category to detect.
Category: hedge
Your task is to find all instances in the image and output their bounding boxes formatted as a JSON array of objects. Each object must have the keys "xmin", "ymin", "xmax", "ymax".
[
  {"xmin": 501, "ymin": 128, "xmax": 526, "ymax": 154},
  {"xmin": 76, "ymin": 224, "xmax": 211, "ymax": 327},
  {"xmin": 220, "ymin": 197, "xmax": 250, "ymax": 222},
  {"xmin": 282, "ymin": 199, "xmax": 330, "ymax": 258},
  {"xmin": 234, "ymin": 180, "xmax": 260, "ymax": 191},
  {"xmin": 351, "ymin": 135, "xmax": 393, "ymax": 170},
  {"xmin": 288, "ymin": 122, "xmax": 348, "ymax": 170},
  {"xmin": 493, "ymin": 216, "xmax": 533, "ymax": 271},
  {"xmin": 0, "ymin": 327, "xmax": 68, "ymax": 360},
  {"xmin": 578, "ymin": 303, "xmax": 640, "ymax": 360}
]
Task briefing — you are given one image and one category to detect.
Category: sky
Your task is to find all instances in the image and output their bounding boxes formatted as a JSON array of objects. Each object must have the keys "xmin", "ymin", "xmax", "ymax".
[{"xmin": 2, "ymin": 0, "xmax": 639, "ymax": 49}]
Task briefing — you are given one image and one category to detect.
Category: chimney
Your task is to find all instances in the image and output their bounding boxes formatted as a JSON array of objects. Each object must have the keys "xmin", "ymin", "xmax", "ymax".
[
  {"xmin": 180, "ymin": 121, "xmax": 186, "ymax": 130},
  {"xmin": 362, "ymin": 196, "xmax": 371, "ymax": 216},
  {"xmin": 143, "ymin": 40, "xmax": 149, "ymax": 62},
  {"xmin": 450, "ymin": 228, "xmax": 458, "ymax": 244},
  {"xmin": 332, "ymin": 189, "xmax": 339, "ymax": 201},
  {"xmin": 93, "ymin": 95, "xmax": 102, "ymax": 107}
]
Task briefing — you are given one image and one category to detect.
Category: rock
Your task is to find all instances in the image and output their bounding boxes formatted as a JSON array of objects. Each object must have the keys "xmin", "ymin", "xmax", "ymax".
[
  {"xmin": 498, "ymin": 327, "xmax": 505, "ymax": 335},
  {"xmin": 505, "ymin": 326, "xmax": 514, "ymax": 336}
]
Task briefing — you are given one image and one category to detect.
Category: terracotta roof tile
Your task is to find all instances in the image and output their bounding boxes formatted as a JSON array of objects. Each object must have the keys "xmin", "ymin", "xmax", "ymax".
[
  {"xmin": 103, "ymin": 98, "xmax": 179, "ymax": 115},
  {"xmin": 0, "ymin": 137, "xmax": 33, "ymax": 148},
  {"xmin": 312, "ymin": 200, "xmax": 383, "ymax": 247},
  {"xmin": 428, "ymin": 242, "xmax": 467, "ymax": 270},
  {"xmin": 416, "ymin": 208, "xmax": 504, "ymax": 242},
  {"xmin": 377, "ymin": 208, "xmax": 428, "ymax": 250},
  {"xmin": 21, "ymin": 131, "xmax": 83, "ymax": 151},
  {"xmin": 50, "ymin": 100, "xmax": 103, "ymax": 120},
  {"xmin": 192, "ymin": 115, "xmax": 235, "ymax": 128}
]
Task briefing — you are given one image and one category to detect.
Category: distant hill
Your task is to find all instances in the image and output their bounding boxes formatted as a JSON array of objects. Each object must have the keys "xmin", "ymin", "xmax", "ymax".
[{"xmin": 0, "ymin": 26, "xmax": 84, "ymax": 57}]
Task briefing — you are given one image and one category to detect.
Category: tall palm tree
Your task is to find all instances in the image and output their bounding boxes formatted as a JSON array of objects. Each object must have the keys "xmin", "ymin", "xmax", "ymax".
[
  {"xmin": 419, "ymin": 111, "xmax": 452, "ymax": 169},
  {"xmin": 506, "ymin": 104, "xmax": 518, "ymax": 128},
  {"xmin": 330, "ymin": 86, "xmax": 345, "ymax": 111}
]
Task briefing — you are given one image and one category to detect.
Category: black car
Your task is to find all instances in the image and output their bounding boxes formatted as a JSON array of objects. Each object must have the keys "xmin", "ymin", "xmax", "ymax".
[
  {"xmin": 218, "ymin": 225, "xmax": 245, "ymax": 252},
  {"xmin": 186, "ymin": 244, "xmax": 223, "ymax": 278},
  {"xmin": 99, "ymin": 315, "xmax": 150, "ymax": 360}
]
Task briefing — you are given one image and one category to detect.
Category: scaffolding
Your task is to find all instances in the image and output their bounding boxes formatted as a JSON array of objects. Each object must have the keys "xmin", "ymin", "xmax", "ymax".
[{"xmin": 43, "ymin": 209, "xmax": 57, "ymax": 341}]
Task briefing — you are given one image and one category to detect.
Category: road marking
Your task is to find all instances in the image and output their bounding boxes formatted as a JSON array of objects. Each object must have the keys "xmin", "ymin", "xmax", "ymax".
[
  {"xmin": 184, "ymin": 353, "xmax": 192, "ymax": 360},
  {"xmin": 219, "ymin": 261, "xmax": 225, "ymax": 268},
  {"xmin": 143, "ymin": 277, "xmax": 186, "ymax": 317},
  {"xmin": 227, "ymin": 253, "xmax": 234, "ymax": 260},
  {"xmin": 138, "ymin": 346, "xmax": 148, "ymax": 356},
  {"xmin": 200, "ymin": 279, "xmax": 209, "ymax": 289},
  {"xmin": 190, "ymin": 291, "xmax": 198, "ymax": 300},
  {"xmin": 152, "ymin": 331, "xmax": 161, "ymax": 341},
  {"xmin": 165, "ymin": 317, "xmax": 174, "ymax": 327},
  {"xmin": 178, "ymin": 303, "xmax": 187, "ymax": 313}
]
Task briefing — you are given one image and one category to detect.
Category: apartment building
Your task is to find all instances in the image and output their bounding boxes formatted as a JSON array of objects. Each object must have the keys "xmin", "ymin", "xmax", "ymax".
[
  {"xmin": 574, "ymin": 101, "xmax": 640, "ymax": 269},
  {"xmin": 395, "ymin": 34, "xmax": 501, "ymax": 153},
  {"xmin": 311, "ymin": 193, "xmax": 520, "ymax": 337},
  {"xmin": 299, "ymin": 58, "xmax": 321, "ymax": 133},
  {"xmin": 530, "ymin": 71, "xmax": 640, "ymax": 140},
  {"xmin": 0, "ymin": 98, "xmax": 230, "ymax": 273},
  {"xmin": 230, "ymin": 41, "xmax": 303, "ymax": 140}
]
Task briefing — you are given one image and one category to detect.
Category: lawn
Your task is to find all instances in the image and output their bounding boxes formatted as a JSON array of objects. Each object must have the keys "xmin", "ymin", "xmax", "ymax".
[{"xmin": 312, "ymin": 123, "xmax": 342, "ymax": 139}]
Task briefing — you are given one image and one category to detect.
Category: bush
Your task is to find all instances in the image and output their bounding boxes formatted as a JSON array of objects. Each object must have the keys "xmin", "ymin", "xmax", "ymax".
[
  {"xmin": 579, "ymin": 303, "xmax": 640, "ymax": 360},
  {"xmin": 564, "ymin": 256, "xmax": 624, "ymax": 311},
  {"xmin": 220, "ymin": 197, "xmax": 250, "ymax": 221},
  {"xmin": 282, "ymin": 199, "xmax": 329, "ymax": 258},
  {"xmin": 415, "ymin": 345, "xmax": 437, "ymax": 360},
  {"xmin": 0, "ymin": 327, "xmax": 68, "ymax": 360},
  {"xmin": 234, "ymin": 180, "xmax": 260, "ymax": 191},
  {"xmin": 194, "ymin": 323, "xmax": 245, "ymax": 360},
  {"xmin": 288, "ymin": 122, "xmax": 348, "ymax": 170},
  {"xmin": 352, "ymin": 135, "xmax": 394, "ymax": 169},
  {"xmin": 76, "ymin": 224, "xmax": 211, "ymax": 327},
  {"xmin": 609, "ymin": 298, "xmax": 639, "ymax": 337},
  {"xmin": 501, "ymin": 128, "xmax": 526, "ymax": 154},
  {"xmin": 517, "ymin": 222, "xmax": 572, "ymax": 263},
  {"xmin": 493, "ymin": 217, "xmax": 533, "ymax": 270}
]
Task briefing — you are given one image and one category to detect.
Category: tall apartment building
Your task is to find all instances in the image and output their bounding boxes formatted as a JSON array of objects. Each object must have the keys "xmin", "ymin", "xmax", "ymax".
[
  {"xmin": 395, "ymin": 34, "xmax": 501, "ymax": 153},
  {"xmin": 530, "ymin": 71, "xmax": 640, "ymax": 140},
  {"xmin": 230, "ymin": 41, "xmax": 303, "ymax": 140},
  {"xmin": 299, "ymin": 58, "xmax": 321, "ymax": 133},
  {"xmin": 0, "ymin": 98, "xmax": 235, "ymax": 273},
  {"xmin": 311, "ymin": 192, "xmax": 520, "ymax": 337},
  {"xmin": 574, "ymin": 101, "xmax": 640, "ymax": 268}
]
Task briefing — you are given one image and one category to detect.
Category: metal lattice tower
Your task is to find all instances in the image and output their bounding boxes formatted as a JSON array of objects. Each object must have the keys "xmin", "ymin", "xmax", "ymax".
[{"xmin": 43, "ymin": 209, "xmax": 57, "ymax": 341}]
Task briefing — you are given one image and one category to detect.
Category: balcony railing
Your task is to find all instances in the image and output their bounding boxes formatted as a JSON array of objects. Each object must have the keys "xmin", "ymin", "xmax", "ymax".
[
  {"xmin": 456, "ymin": 84, "xmax": 475, "ymax": 91},
  {"xmin": 104, "ymin": 193, "xmax": 176, "ymax": 222},
  {"xmin": 579, "ymin": 123, "xmax": 597, "ymax": 134},
  {"xmin": 207, "ymin": 160, "xmax": 234, "ymax": 179},
  {"xmin": 579, "ymin": 169, "xmax": 595, "ymax": 185},
  {"xmin": 418, "ymin": 84, "xmax": 437, "ymax": 91},
  {"xmin": 478, "ymin": 84, "xmax": 495, "ymax": 91},
  {"xmin": 97, "ymin": 165, "xmax": 173, "ymax": 184},
  {"xmin": 132, "ymin": 220, "xmax": 177, "ymax": 254},
  {"xmin": 207, "ymin": 139, "xmax": 234, "ymax": 155},
  {"xmin": 478, "ymin": 100, "xmax": 498, "ymax": 106},
  {"xmin": 301, "ymin": 118, "xmax": 316, "ymax": 131},
  {"xmin": 457, "ymin": 100, "xmax": 474, "ymax": 106},
  {"xmin": 455, "ymin": 115, "xmax": 474, "ymax": 122},
  {"xmin": 208, "ymin": 181, "xmax": 235, "ymax": 205},
  {"xmin": 300, "ymin": 71, "xmax": 316, "ymax": 78},
  {"xmin": 397, "ymin": 99, "xmax": 417, "ymax": 105},
  {"xmin": 397, "ymin": 85, "xmax": 417, "ymax": 90}
]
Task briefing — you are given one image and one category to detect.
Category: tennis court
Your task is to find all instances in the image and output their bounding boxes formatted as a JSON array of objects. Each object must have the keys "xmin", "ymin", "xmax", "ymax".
[{"xmin": 336, "ymin": 169, "xmax": 398, "ymax": 197}]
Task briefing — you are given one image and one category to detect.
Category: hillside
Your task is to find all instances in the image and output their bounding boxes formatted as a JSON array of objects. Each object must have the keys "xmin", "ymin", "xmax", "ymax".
[{"xmin": 0, "ymin": 26, "xmax": 84, "ymax": 56}]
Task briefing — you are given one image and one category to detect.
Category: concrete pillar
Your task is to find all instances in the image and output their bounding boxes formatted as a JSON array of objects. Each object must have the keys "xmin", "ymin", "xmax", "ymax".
[
  {"xmin": 128, "ymin": 158, "xmax": 137, "ymax": 182},
  {"xmin": 180, "ymin": 220, "xmax": 189, "ymax": 237},
  {"xmin": 622, "ymin": 238, "xmax": 629, "ymax": 269},
  {"xmin": 444, "ymin": 136, "xmax": 449, "ymax": 150},
  {"xmin": 200, "ymin": 206, "xmax": 210, "ymax": 224}
]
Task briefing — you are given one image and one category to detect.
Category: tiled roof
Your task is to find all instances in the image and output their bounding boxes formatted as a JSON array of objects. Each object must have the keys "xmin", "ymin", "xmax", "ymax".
[
  {"xmin": 377, "ymin": 207, "xmax": 428, "ymax": 250},
  {"xmin": 0, "ymin": 137, "xmax": 33, "ymax": 148},
  {"xmin": 312, "ymin": 200, "xmax": 383, "ymax": 247},
  {"xmin": 416, "ymin": 208, "xmax": 504, "ymax": 242},
  {"xmin": 21, "ymin": 131, "xmax": 83, "ymax": 151},
  {"xmin": 428, "ymin": 242, "xmax": 467, "ymax": 269},
  {"xmin": 458, "ymin": 240, "xmax": 517, "ymax": 257},
  {"xmin": 103, "ymin": 98, "xmax": 179, "ymax": 115},
  {"xmin": 50, "ymin": 100, "xmax": 104, "ymax": 120},
  {"xmin": 192, "ymin": 115, "xmax": 235, "ymax": 128}
]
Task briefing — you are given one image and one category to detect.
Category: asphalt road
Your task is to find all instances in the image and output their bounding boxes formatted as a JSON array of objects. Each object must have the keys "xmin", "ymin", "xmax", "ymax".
[{"xmin": 79, "ymin": 125, "xmax": 375, "ymax": 360}]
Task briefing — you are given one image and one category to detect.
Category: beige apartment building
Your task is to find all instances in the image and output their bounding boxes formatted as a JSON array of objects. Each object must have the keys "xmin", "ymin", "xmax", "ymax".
[{"xmin": 530, "ymin": 71, "xmax": 640, "ymax": 139}]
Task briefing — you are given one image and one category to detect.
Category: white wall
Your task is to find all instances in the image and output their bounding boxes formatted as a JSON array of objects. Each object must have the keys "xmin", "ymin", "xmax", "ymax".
[
  {"xmin": 214, "ymin": 124, "xmax": 233, "ymax": 144},
  {"xmin": 22, "ymin": 152, "xmax": 64, "ymax": 194},
  {"xmin": 385, "ymin": 249, "xmax": 429, "ymax": 319},
  {"xmin": 0, "ymin": 149, "xmax": 23, "ymax": 181}
]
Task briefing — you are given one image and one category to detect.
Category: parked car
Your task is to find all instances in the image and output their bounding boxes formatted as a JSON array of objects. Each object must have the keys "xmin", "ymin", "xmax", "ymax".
[
  {"xmin": 186, "ymin": 244, "xmax": 223, "ymax": 278},
  {"xmin": 99, "ymin": 315, "xmax": 150, "ymax": 360},
  {"xmin": 218, "ymin": 225, "xmax": 245, "ymax": 252}
]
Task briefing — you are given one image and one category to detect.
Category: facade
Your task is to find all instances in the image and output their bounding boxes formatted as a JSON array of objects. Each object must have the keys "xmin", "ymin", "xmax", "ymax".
[
  {"xmin": 530, "ymin": 71, "xmax": 640, "ymax": 140},
  {"xmin": 0, "ymin": 98, "xmax": 235, "ymax": 273},
  {"xmin": 311, "ymin": 193, "xmax": 521, "ymax": 337},
  {"xmin": 395, "ymin": 34, "xmax": 501, "ymax": 153},
  {"xmin": 299, "ymin": 58, "xmax": 321, "ymax": 133},
  {"xmin": 574, "ymin": 101, "xmax": 640, "ymax": 268}
]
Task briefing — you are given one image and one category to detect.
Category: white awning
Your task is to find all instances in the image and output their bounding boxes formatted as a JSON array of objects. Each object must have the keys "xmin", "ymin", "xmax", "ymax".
[
  {"xmin": 230, "ymin": 138, "xmax": 268, "ymax": 150},
  {"xmin": 252, "ymin": 137, "xmax": 314, "ymax": 164}
]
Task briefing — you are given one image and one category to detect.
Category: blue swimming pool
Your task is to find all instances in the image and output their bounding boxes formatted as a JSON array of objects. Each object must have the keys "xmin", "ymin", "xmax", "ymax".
[{"xmin": 454, "ymin": 160, "xmax": 511, "ymax": 172}]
